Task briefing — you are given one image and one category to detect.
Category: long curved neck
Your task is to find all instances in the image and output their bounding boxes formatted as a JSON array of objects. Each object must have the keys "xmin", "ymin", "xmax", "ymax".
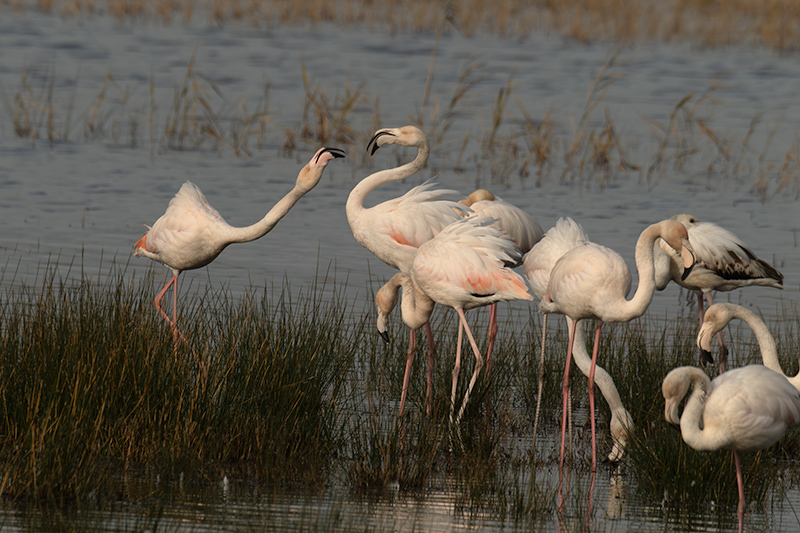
[
  {"xmin": 566, "ymin": 317, "xmax": 626, "ymax": 414},
  {"xmin": 346, "ymin": 140, "xmax": 429, "ymax": 220},
  {"xmin": 610, "ymin": 223, "xmax": 663, "ymax": 322},
  {"xmin": 226, "ymin": 164, "xmax": 325, "ymax": 244},
  {"xmin": 730, "ymin": 306, "xmax": 800, "ymax": 389},
  {"xmin": 400, "ymin": 275, "xmax": 435, "ymax": 330},
  {"xmin": 679, "ymin": 368, "xmax": 728, "ymax": 451}
]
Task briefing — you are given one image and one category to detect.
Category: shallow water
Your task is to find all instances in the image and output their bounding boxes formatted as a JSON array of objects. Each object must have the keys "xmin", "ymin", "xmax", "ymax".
[{"xmin": 2, "ymin": 6, "xmax": 800, "ymax": 532}]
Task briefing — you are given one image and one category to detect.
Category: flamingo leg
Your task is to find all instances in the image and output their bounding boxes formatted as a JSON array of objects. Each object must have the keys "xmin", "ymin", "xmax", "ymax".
[
  {"xmin": 735, "ymin": 450, "xmax": 745, "ymax": 533},
  {"xmin": 450, "ymin": 319, "xmax": 465, "ymax": 426},
  {"xmin": 588, "ymin": 322, "xmax": 602, "ymax": 473},
  {"xmin": 454, "ymin": 309, "xmax": 484, "ymax": 426},
  {"xmin": 485, "ymin": 303, "xmax": 499, "ymax": 379},
  {"xmin": 398, "ymin": 327, "xmax": 417, "ymax": 419},
  {"xmin": 558, "ymin": 319, "xmax": 577, "ymax": 512},
  {"xmin": 425, "ymin": 322, "xmax": 436, "ymax": 416},
  {"xmin": 153, "ymin": 275, "xmax": 178, "ymax": 326},
  {"xmin": 531, "ymin": 313, "xmax": 548, "ymax": 455}
]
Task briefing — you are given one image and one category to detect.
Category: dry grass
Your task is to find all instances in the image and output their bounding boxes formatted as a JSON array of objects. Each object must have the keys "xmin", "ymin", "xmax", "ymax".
[{"xmin": 4, "ymin": 0, "xmax": 800, "ymax": 51}]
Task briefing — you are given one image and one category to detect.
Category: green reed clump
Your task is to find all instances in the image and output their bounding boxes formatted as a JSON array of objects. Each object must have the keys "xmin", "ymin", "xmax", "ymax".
[{"xmin": 0, "ymin": 265, "xmax": 357, "ymax": 501}]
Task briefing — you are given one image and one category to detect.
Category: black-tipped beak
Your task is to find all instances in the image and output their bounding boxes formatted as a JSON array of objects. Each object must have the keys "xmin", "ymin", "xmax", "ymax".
[
  {"xmin": 367, "ymin": 131, "xmax": 394, "ymax": 156},
  {"xmin": 316, "ymin": 147, "xmax": 346, "ymax": 163},
  {"xmin": 700, "ymin": 348, "xmax": 714, "ymax": 365},
  {"xmin": 680, "ymin": 262, "xmax": 694, "ymax": 281},
  {"xmin": 379, "ymin": 330, "xmax": 390, "ymax": 344}
]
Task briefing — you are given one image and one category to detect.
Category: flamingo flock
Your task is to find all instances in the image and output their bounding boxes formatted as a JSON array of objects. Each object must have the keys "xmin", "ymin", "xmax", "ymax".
[{"xmin": 133, "ymin": 125, "xmax": 793, "ymax": 531}]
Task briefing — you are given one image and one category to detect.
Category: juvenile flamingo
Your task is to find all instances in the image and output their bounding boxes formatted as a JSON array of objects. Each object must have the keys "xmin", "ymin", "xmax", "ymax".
[
  {"xmin": 663, "ymin": 364, "xmax": 800, "ymax": 533},
  {"xmin": 461, "ymin": 189, "xmax": 543, "ymax": 377},
  {"xmin": 539, "ymin": 219, "xmax": 695, "ymax": 472},
  {"xmin": 134, "ymin": 147, "xmax": 344, "ymax": 348},
  {"xmin": 376, "ymin": 216, "xmax": 532, "ymax": 426},
  {"xmin": 654, "ymin": 214, "xmax": 783, "ymax": 369},
  {"xmin": 347, "ymin": 125, "xmax": 469, "ymax": 417}
]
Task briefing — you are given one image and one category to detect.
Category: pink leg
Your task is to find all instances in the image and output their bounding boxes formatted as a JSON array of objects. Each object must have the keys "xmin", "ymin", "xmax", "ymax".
[
  {"xmin": 450, "ymin": 320, "xmax": 464, "ymax": 426},
  {"xmin": 531, "ymin": 313, "xmax": 548, "ymax": 452},
  {"xmin": 485, "ymin": 303, "xmax": 499, "ymax": 378},
  {"xmin": 454, "ymin": 309, "xmax": 484, "ymax": 425},
  {"xmin": 558, "ymin": 319, "xmax": 577, "ymax": 511},
  {"xmin": 154, "ymin": 275, "xmax": 177, "ymax": 326},
  {"xmin": 588, "ymin": 323, "xmax": 602, "ymax": 473},
  {"xmin": 425, "ymin": 322, "xmax": 436, "ymax": 416},
  {"xmin": 734, "ymin": 450, "xmax": 745, "ymax": 533},
  {"xmin": 398, "ymin": 327, "xmax": 417, "ymax": 419}
]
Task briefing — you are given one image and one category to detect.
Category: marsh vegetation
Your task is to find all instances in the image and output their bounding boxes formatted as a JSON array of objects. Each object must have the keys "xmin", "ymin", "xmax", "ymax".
[{"xmin": 1, "ymin": 264, "xmax": 799, "ymax": 530}]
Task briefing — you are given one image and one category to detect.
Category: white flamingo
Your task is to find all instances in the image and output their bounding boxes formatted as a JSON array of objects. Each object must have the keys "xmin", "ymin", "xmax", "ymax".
[
  {"xmin": 134, "ymin": 147, "xmax": 345, "ymax": 349},
  {"xmin": 539, "ymin": 219, "xmax": 696, "ymax": 471},
  {"xmin": 376, "ymin": 216, "xmax": 532, "ymax": 426},
  {"xmin": 347, "ymin": 125, "xmax": 470, "ymax": 417},
  {"xmin": 698, "ymin": 302, "xmax": 800, "ymax": 390},
  {"xmin": 663, "ymin": 364, "xmax": 800, "ymax": 533},
  {"xmin": 654, "ymin": 214, "xmax": 783, "ymax": 369},
  {"xmin": 461, "ymin": 188, "xmax": 543, "ymax": 377}
]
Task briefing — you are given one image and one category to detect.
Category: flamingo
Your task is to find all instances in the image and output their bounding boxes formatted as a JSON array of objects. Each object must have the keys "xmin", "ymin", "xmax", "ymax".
[
  {"xmin": 376, "ymin": 216, "xmax": 533, "ymax": 426},
  {"xmin": 662, "ymin": 364, "xmax": 800, "ymax": 533},
  {"xmin": 698, "ymin": 303, "xmax": 800, "ymax": 390},
  {"xmin": 654, "ymin": 214, "xmax": 783, "ymax": 370},
  {"xmin": 347, "ymin": 125, "xmax": 470, "ymax": 417},
  {"xmin": 523, "ymin": 218, "xmax": 633, "ymax": 462},
  {"xmin": 460, "ymin": 189, "xmax": 543, "ymax": 377},
  {"xmin": 134, "ymin": 147, "xmax": 345, "ymax": 348},
  {"xmin": 539, "ymin": 219, "xmax": 696, "ymax": 472}
]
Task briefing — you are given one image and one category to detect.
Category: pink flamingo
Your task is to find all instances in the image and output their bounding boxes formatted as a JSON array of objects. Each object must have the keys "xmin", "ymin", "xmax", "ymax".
[
  {"xmin": 524, "ymin": 218, "xmax": 633, "ymax": 462},
  {"xmin": 654, "ymin": 214, "xmax": 783, "ymax": 370},
  {"xmin": 663, "ymin": 364, "xmax": 800, "ymax": 533},
  {"xmin": 460, "ymin": 189, "xmax": 543, "ymax": 377},
  {"xmin": 539, "ymin": 219, "xmax": 695, "ymax": 472},
  {"xmin": 376, "ymin": 216, "xmax": 532, "ymax": 427},
  {"xmin": 347, "ymin": 125, "xmax": 469, "ymax": 417},
  {"xmin": 134, "ymin": 147, "xmax": 345, "ymax": 348}
]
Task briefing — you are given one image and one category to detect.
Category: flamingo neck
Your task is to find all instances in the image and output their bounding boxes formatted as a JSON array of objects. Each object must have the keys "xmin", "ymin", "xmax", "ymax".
[
  {"xmin": 730, "ymin": 306, "xmax": 800, "ymax": 390},
  {"xmin": 345, "ymin": 140, "xmax": 429, "ymax": 222},
  {"xmin": 679, "ymin": 368, "xmax": 729, "ymax": 451},
  {"xmin": 400, "ymin": 275, "xmax": 435, "ymax": 330},
  {"xmin": 609, "ymin": 223, "xmax": 664, "ymax": 322}
]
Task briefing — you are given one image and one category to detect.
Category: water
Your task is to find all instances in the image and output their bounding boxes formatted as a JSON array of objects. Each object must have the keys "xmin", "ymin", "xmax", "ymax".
[{"xmin": 2, "ymin": 6, "xmax": 800, "ymax": 532}]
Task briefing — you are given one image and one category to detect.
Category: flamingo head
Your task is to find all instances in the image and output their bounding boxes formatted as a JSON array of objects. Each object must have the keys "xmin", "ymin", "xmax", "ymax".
[
  {"xmin": 660, "ymin": 221, "xmax": 696, "ymax": 281},
  {"xmin": 375, "ymin": 276, "xmax": 403, "ymax": 344},
  {"xmin": 367, "ymin": 125, "xmax": 427, "ymax": 155},
  {"xmin": 661, "ymin": 368, "xmax": 692, "ymax": 428},
  {"xmin": 296, "ymin": 147, "xmax": 345, "ymax": 192},
  {"xmin": 696, "ymin": 303, "xmax": 733, "ymax": 361},
  {"xmin": 460, "ymin": 188, "xmax": 495, "ymax": 207}
]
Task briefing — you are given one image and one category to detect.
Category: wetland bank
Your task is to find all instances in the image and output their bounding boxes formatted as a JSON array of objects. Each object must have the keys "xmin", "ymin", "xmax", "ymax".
[{"xmin": 2, "ymin": 1, "xmax": 800, "ymax": 531}]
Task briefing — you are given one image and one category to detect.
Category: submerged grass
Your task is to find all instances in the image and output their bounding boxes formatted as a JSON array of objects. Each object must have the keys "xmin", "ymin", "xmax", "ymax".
[{"xmin": 2, "ymin": 263, "xmax": 800, "ymax": 529}]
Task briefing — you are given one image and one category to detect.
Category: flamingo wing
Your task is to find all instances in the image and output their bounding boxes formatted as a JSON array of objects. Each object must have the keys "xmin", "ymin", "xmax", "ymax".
[
  {"xmin": 524, "ymin": 217, "xmax": 589, "ymax": 299},
  {"xmin": 470, "ymin": 198, "xmax": 544, "ymax": 255}
]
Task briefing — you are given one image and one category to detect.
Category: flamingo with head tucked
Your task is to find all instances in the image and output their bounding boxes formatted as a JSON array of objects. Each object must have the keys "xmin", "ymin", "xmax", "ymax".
[
  {"xmin": 376, "ymin": 216, "xmax": 533, "ymax": 427},
  {"xmin": 663, "ymin": 364, "xmax": 800, "ymax": 533},
  {"xmin": 134, "ymin": 147, "xmax": 345, "ymax": 349},
  {"xmin": 461, "ymin": 188, "xmax": 543, "ymax": 377},
  {"xmin": 347, "ymin": 125, "xmax": 470, "ymax": 418},
  {"xmin": 654, "ymin": 214, "xmax": 783, "ymax": 370}
]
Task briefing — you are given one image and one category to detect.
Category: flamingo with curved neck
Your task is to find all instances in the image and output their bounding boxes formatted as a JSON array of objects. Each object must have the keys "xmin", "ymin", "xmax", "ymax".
[
  {"xmin": 539, "ymin": 219, "xmax": 696, "ymax": 471},
  {"xmin": 698, "ymin": 302, "xmax": 800, "ymax": 390},
  {"xmin": 347, "ymin": 125, "xmax": 469, "ymax": 418},
  {"xmin": 663, "ymin": 364, "xmax": 800, "ymax": 533}
]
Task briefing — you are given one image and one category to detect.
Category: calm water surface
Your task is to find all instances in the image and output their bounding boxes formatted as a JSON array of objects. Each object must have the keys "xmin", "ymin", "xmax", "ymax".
[{"xmin": 2, "ymin": 7, "xmax": 800, "ymax": 532}]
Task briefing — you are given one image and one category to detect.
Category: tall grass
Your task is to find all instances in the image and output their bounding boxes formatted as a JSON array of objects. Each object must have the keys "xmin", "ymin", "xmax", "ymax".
[{"xmin": 2, "ymin": 262, "xmax": 800, "ymax": 531}]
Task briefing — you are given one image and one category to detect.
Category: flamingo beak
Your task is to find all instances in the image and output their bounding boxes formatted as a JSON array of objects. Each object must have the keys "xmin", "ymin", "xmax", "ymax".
[
  {"xmin": 367, "ymin": 131, "xmax": 395, "ymax": 156},
  {"xmin": 679, "ymin": 240, "xmax": 696, "ymax": 281},
  {"xmin": 379, "ymin": 330, "xmax": 390, "ymax": 344},
  {"xmin": 316, "ymin": 147, "xmax": 346, "ymax": 163}
]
